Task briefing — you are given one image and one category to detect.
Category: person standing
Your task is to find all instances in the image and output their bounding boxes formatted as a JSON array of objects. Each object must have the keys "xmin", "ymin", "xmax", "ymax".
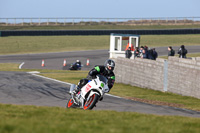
[
  {"xmin": 134, "ymin": 47, "xmax": 140, "ymax": 58},
  {"xmin": 125, "ymin": 47, "xmax": 132, "ymax": 59},
  {"xmin": 168, "ymin": 46, "xmax": 175, "ymax": 56},
  {"xmin": 178, "ymin": 45, "xmax": 188, "ymax": 58},
  {"xmin": 152, "ymin": 48, "xmax": 158, "ymax": 60},
  {"xmin": 142, "ymin": 46, "xmax": 148, "ymax": 59}
]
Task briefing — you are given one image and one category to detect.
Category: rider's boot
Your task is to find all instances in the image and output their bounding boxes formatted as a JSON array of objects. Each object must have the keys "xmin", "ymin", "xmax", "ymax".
[{"xmin": 72, "ymin": 87, "xmax": 81, "ymax": 105}]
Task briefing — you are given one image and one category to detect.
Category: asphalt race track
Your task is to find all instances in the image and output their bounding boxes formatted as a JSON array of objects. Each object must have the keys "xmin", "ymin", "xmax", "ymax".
[
  {"xmin": 1, "ymin": 46, "xmax": 200, "ymax": 70},
  {"xmin": 1, "ymin": 71, "xmax": 200, "ymax": 118},
  {"xmin": 1, "ymin": 46, "xmax": 200, "ymax": 117}
]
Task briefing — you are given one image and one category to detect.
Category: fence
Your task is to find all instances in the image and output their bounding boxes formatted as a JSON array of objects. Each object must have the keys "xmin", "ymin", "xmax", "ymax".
[
  {"xmin": 1, "ymin": 29, "xmax": 200, "ymax": 37},
  {"xmin": 114, "ymin": 56, "xmax": 200, "ymax": 99},
  {"xmin": 0, "ymin": 17, "xmax": 200, "ymax": 26}
]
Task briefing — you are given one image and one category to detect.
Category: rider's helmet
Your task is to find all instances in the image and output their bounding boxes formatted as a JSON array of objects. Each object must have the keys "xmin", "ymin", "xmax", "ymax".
[
  {"xmin": 104, "ymin": 59, "xmax": 115, "ymax": 74},
  {"xmin": 76, "ymin": 60, "xmax": 80, "ymax": 63}
]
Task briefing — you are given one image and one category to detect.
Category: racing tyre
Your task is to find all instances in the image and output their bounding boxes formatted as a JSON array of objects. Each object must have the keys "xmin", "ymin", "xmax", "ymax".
[
  {"xmin": 66, "ymin": 98, "xmax": 75, "ymax": 108},
  {"xmin": 83, "ymin": 94, "xmax": 99, "ymax": 110}
]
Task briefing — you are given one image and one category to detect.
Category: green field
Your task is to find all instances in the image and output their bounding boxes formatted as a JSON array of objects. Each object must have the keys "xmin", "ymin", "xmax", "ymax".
[
  {"xmin": 159, "ymin": 53, "xmax": 200, "ymax": 59},
  {"xmin": 0, "ymin": 104, "xmax": 200, "ymax": 133},
  {"xmin": 0, "ymin": 34, "xmax": 200, "ymax": 55}
]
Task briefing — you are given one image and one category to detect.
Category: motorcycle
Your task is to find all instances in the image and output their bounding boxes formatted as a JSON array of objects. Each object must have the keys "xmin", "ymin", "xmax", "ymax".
[
  {"xmin": 69, "ymin": 63, "xmax": 81, "ymax": 70},
  {"xmin": 67, "ymin": 75, "xmax": 109, "ymax": 110}
]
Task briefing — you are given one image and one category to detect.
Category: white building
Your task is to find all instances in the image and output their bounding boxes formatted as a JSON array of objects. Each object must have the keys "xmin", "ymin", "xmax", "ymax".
[{"xmin": 109, "ymin": 33, "xmax": 140, "ymax": 59}]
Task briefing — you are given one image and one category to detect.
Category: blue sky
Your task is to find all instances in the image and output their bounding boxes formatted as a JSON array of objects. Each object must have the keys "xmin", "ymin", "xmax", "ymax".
[{"xmin": 0, "ymin": 0, "xmax": 199, "ymax": 18}]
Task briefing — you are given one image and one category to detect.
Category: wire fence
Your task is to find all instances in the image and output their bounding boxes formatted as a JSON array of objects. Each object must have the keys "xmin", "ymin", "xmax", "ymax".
[{"xmin": 0, "ymin": 17, "xmax": 200, "ymax": 26}]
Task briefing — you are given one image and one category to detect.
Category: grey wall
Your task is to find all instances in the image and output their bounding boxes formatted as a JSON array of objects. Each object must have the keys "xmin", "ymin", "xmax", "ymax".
[{"xmin": 114, "ymin": 56, "xmax": 200, "ymax": 99}]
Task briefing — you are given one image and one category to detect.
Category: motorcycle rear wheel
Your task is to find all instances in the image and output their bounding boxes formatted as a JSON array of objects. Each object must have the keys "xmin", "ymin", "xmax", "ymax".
[{"xmin": 83, "ymin": 94, "xmax": 99, "ymax": 110}]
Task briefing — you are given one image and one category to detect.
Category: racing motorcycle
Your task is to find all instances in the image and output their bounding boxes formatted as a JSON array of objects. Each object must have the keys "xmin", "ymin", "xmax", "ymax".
[
  {"xmin": 67, "ymin": 75, "xmax": 109, "ymax": 110},
  {"xmin": 69, "ymin": 63, "xmax": 81, "ymax": 70}
]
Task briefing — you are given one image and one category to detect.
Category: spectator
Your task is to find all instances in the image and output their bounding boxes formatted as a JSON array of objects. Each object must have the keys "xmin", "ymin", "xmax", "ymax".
[
  {"xmin": 125, "ymin": 47, "xmax": 132, "ymax": 59},
  {"xmin": 178, "ymin": 45, "xmax": 188, "ymax": 58},
  {"xmin": 134, "ymin": 47, "xmax": 140, "ymax": 58},
  {"xmin": 168, "ymin": 46, "xmax": 175, "ymax": 56},
  {"xmin": 139, "ymin": 46, "xmax": 144, "ymax": 58},
  {"xmin": 142, "ymin": 46, "xmax": 148, "ymax": 59},
  {"xmin": 148, "ymin": 49, "xmax": 154, "ymax": 60},
  {"xmin": 152, "ymin": 48, "xmax": 158, "ymax": 60}
]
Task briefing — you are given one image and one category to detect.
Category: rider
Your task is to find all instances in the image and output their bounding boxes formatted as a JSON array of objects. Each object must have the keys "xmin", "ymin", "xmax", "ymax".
[
  {"xmin": 74, "ymin": 59, "xmax": 115, "ymax": 94},
  {"xmin": 70, "ymin": 60, "xmax": 82, "ymax": 70}
]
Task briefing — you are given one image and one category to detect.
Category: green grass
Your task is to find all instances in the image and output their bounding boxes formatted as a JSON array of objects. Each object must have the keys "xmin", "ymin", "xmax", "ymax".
[
  {"xmin": 159, "ymin": 53, "xmax": 200, "ymax": 59},
  {"xmin": 0, "ymin": 34, "xmax": 200, "ymax": 55},
  {"xmin": 141, "ymin": 34, "xmax": 200, "ymax": 47},
  {"xmin": 0, "ymin": 104, "xmax": 200, "ymax": 133},
  {"xmin": 0, "ymin": 36, "xmax": 110, "ymax": 55},
  {"xmin": 1, "ymin": 24, "xmax": 200, "ymax": 30}
]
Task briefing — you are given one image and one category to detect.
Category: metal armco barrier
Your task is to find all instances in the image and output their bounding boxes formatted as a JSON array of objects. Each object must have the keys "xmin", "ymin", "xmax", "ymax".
[{"xmin": 0, "ymin": 29, "xmax": 200, "ymax": 37}]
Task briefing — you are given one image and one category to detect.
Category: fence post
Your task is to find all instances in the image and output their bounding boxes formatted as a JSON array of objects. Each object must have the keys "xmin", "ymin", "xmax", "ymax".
[
  {"xmin": 6, "ymin": 18, "xmax": 8, "ymax": 26},
  {"xmin": 166, "ymin": 17, "xmax": 168, "ymax": 24},
  {"xmin": 22, "ymin": 18, "xmax": 24, "ymax": 26},
  {"xmin": 14, "ymin": 18, "xmax": 16, "ymax": 26},
  {"xmin": 192, "ymin": 17, "xmax": 194, "ymax": 25},
  {"xmin": 163, "ymin": 60, "xmax": 168, "ymax": 92},
  {"xmin": 39, "ymin": 18, "xmax": 41, "ymax": 25},
  {"xmin": 175, "ymin": 17, "xmax": 177, "ymax": 25}
]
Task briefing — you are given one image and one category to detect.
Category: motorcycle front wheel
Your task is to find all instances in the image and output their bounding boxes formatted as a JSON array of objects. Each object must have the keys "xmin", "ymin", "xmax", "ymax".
[
  {"xmin": 66, "ymin": 98, "xmax": 75, "ymax": 108},
  {"xmin": 83, "ymin": 94, "xmax": 99, "ymax": 110}
]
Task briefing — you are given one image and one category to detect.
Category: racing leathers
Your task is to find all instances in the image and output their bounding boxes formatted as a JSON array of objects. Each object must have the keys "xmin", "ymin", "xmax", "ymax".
[{"xmin": 76, "ymin": 65, "xmax": 115, "ymax": 93}]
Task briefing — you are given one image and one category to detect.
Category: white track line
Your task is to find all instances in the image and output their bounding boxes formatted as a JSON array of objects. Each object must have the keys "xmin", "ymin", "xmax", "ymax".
[
  {"xmin": 19, "ymin": 62, "xmax": 25, "ymax": 69},
  {"xmin": 30, "ymin": 73, "xmax": 72, "ymax": 86},
  {"xmin": 29, "ymin": 72, "xmax": 122, "ymax": 99}
]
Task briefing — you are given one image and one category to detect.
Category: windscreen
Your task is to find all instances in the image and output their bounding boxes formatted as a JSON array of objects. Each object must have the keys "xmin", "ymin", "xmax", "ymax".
[{"xmin": 97, "ymin": 75, "xmax": 108, "ymax": 84}]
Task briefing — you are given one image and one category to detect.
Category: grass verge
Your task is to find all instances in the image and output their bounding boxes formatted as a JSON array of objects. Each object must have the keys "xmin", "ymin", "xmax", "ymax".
[
  {"xmin": 0, "ymin": 34, "xmax": 200, "ymax": 55},
  {"xmin": 159, "ymin": 53, "xmax": 200, "ymax": 59},
  {"xmin": 0, "ymin": 104, "xmax": 200, "ymax": 133}
]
